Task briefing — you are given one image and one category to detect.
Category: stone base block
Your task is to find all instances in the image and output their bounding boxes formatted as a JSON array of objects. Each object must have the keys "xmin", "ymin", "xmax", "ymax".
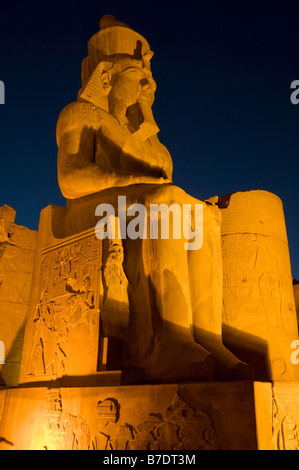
[{"xmin": 0, "ymin": 381, "xmax": 276, "ymax": 450}]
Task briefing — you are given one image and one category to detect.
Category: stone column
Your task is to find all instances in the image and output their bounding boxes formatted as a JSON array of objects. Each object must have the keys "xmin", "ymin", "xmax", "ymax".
[{"xmin": 210, "ymin": 190, "xmax": 298, "ymax": 381}]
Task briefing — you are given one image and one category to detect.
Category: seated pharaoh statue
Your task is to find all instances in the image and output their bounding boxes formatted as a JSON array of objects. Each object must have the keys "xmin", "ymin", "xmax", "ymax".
[{"xmin": 56, "ymin": 15, "xmax": 251, "ymax": 382}]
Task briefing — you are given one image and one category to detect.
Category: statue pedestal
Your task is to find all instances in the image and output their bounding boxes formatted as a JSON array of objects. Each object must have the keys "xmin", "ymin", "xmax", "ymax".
[
  {"xmin": 1, "ymin": 194, "xmax": 298, "ymax": 450},
  {"xmin": 0, "ymin": 381, "xmax": 277, "ymax": 450},
  {"xmin": 2, "ymin": 380, "xmax": 299, "ymax": 450}
]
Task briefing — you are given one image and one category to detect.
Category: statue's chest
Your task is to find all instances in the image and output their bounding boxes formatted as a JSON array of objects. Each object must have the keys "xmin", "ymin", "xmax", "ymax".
[{"xmin": 95, "ymin": 119, "xmax": 154, "ymax": 167}]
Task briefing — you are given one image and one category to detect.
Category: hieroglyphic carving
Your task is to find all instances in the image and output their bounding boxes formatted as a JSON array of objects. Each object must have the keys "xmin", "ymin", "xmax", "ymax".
[
  {"xmin": 219, "ymin": 190, "xmax": 299, "ymax": 382},
  {"xmin": 46, "ymin": 389, "xmax": 63, "ymax": 414},
  {"xmin": 222, "ymin": 234, "xmax": 286, "ymax": 333},
  {"xmin": 43, "ymin": 390, "xmax": 91, "ymax": 450},
  {"xmin": 92, "ymin": 397, "xmax": 129, "ymax": 450},
  {"xmin": 272, "ymin": 385, "xmax": 299, "ymax": 450},
  {"xmin": 42, "ymin": 387, "xmax": 218, "ymax": 450},
  {"xmin": 28, "ymin": 233, "xmax": 101, "ymax": 377},
  {"xmin": 91, "ymin": 389, "xmax": 218, "ymax": 450},
  {"xmin": 127, "ymin": 390, "xmax": 217, "ymax": 450}
]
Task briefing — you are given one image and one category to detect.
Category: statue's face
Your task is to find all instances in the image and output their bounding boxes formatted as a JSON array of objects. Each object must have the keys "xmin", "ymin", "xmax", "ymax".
[{"xmin": 108, "ymin": 63, "xmax": 156, "ymax": 114}]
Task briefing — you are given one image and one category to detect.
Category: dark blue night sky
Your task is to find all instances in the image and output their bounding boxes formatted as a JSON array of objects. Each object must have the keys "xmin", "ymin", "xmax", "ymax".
[{"xmin": 0, "ymin": 0, "xmax": 298, "ymax": 278}]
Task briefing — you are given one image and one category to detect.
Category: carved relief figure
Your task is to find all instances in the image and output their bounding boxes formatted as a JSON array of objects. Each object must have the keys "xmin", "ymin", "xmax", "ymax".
[
  {"xmin": 91, "ymin": 390, "xmax": 217, "ymax": 450},
  {"xmin": 29, "ymin": 235, "xmax": 100, "ymax": 377},
  {"xmin": 127, "ymin": 391, "xmax": 217, "ymax": 450},
  {"xmin": 43, "ymin": 391, "xmax": 91, "ymax": 450},
  {"xmin": 272, "ymin": 387, "xmax": 299, "ymax": 450}
]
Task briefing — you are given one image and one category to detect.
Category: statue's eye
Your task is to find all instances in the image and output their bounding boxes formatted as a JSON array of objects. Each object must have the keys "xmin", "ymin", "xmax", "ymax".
[
  {"xmin": 122, "ymin": 67, "xmax": 143, "ymax": 78},
  {"xmin": 140, "ymin": 78, "xmax": 149, "ymax": 87}
]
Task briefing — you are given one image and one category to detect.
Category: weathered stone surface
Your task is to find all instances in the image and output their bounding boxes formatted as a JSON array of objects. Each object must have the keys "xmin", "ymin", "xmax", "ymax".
[
  {"xmin": 0, "ymin": 206, "xmax": 37, "ymax": 386},
  {"xmin": 1, "ymin": 15, "xmax": 299, "ymax": 452},
  {"xmin": 294, "ymin": 282, "xmax": 299, "ymax": 323},
  {"xmin": 272, "ymin": 382, "xmax": 299, "ymax": 450},
  {"xmin": 209, "ymin": 191, "xmax": 299, "ymax": 381},
  {"xmin": 19, "ymin": 205, "xmax": 103, "ymax": 382},
  {"xmin": 0, "ymin": 206, "xmax": 16, "ymax": 243},
  {"xmin": 53, "ymin": 15, "xmax": 249, "ymax": 383},
  {"xmin": 0, "ymin": 382, "xmax": 272, "ymax": 450}
]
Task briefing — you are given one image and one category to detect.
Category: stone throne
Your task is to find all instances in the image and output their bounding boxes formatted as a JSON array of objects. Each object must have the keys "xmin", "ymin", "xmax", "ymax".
[{"xmin": 0, "ymin": 15, "xmax": 299, "ymax": 450}]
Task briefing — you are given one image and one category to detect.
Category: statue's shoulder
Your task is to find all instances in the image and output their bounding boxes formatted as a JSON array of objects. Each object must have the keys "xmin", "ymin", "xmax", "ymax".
[
  {"xmin": 57, "ymin": 101, "xmax": 107, "ymax": 124},
  {"xmin": 56, "ymin": 101, "xmax": 111, "ymax": 144}
]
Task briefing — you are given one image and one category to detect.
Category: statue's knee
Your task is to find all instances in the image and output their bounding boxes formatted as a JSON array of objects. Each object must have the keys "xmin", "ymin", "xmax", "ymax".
[
  {"xmin": 203, "ymin": 202, "xmax": 222, "ymax": 228},
  {"xmin": 145, "ymin": 184, "xmax": 187, "ymax": 206}
]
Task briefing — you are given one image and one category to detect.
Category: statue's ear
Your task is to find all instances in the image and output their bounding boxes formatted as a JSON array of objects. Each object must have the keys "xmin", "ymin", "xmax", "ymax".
[
  {"xmin": 100, "ymin": 71, "xmax": 112, "ymax": 95},
  {"xmin": 98, "ymin": 61, "xmax": 114, "ymax": 95},
  {"xmin": 79, "ymin": 61, "xmax": 114, "ymax": 109}
]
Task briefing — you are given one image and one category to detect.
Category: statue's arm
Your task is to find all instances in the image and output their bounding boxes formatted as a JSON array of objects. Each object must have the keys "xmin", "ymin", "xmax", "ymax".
[
  {"xmin": 149, "ymin": 135, "xmax": 173, "ymax": 181},
  {"xmin": 56, "ymin": 103, "xmax": 169, "ymax": 199}
]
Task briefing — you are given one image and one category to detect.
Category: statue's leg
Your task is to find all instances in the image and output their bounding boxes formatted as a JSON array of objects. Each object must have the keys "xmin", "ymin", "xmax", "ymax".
[
  {"xmin": 188, "ymin": 202, "xmax": 252, "ymax": 379},
  {"xmin": 121, "ymin": 185, "xmax": 216, "ymax": 382},
  {"xmin": 122, "ymin": 236, "xmax": 156, "ymax": 370},
  {"xmin": 142, "ymin": 233, "xmax": 216, "ymax": 382}
]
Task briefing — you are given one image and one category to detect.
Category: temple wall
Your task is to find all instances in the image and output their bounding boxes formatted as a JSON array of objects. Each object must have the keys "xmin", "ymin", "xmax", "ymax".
[
  {"xmin": 0, "ymin": 205, "xmax": 37, "ymax": 386},
  {"xmin": 18, "ymin": 204, "xmax": 106, "ymax": 384},
  {"xmin": 0, "ymin": 381, "xmax": 272, "ymax": 450}
]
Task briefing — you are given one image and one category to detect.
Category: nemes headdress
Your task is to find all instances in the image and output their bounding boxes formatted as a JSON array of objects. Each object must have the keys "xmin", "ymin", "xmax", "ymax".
[
  {"xmin": 79, "ymin": 15, "xmax": 154, "ymax": 107},
  {"xmin": 88, "ymin": 15, "xmax": 153, "ymax": 68}
]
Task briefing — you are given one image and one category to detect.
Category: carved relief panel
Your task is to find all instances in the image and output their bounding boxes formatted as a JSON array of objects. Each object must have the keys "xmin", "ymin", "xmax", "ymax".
[
  {"xmin": 272, "ymin": 384, "xmax": 299, "ymax": 450},
  {"xmin": 23, "ymin": 231, "xmax": 102, "ymax": 380},
  {"xmin": 41, "ymin": 387, "xmax": 218, "ymax": 451}
]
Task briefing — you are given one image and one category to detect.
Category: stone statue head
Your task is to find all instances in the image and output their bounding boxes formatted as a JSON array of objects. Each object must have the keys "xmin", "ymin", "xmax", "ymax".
[{"xmin": 78, "ymin": 15, "xmax": 159, "ymax": 139}]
